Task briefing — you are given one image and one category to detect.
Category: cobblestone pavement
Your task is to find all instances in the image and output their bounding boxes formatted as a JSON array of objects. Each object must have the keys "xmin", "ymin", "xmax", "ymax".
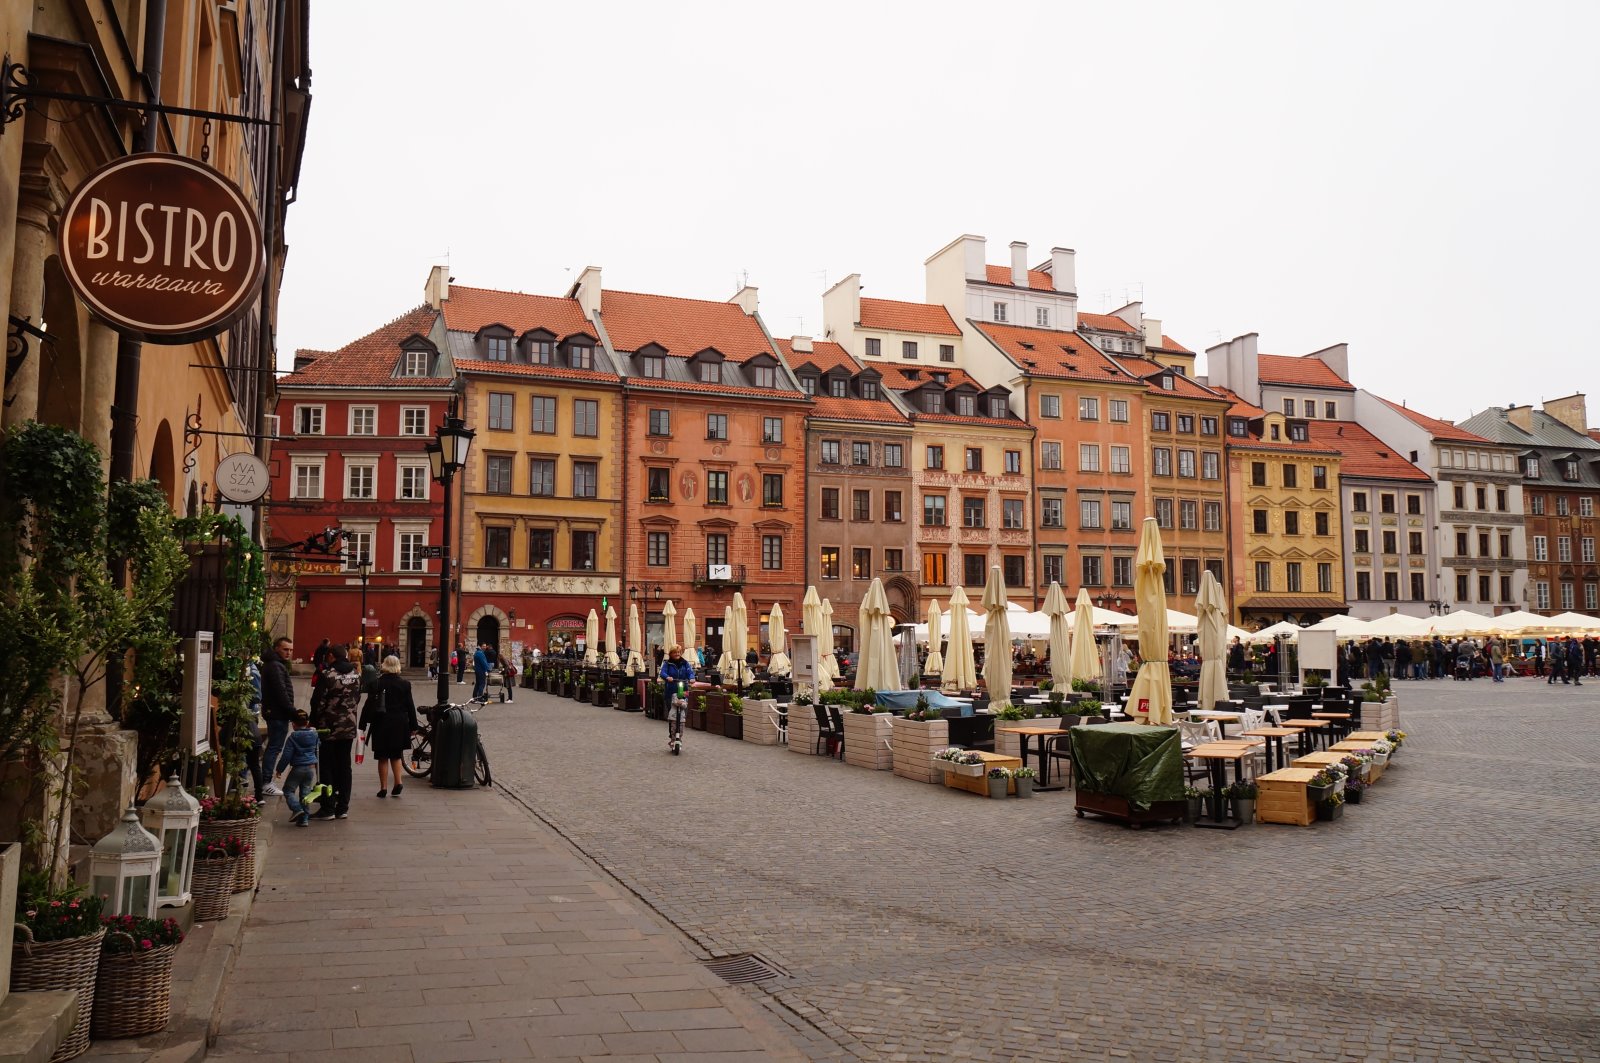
[{"xmin": 459, "ymin": 677, "xmax": 1598, "ymax": 1063}]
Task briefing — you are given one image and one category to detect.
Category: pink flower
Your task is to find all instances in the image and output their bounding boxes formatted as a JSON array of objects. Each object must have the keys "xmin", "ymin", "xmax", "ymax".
[{"xmin": 140, "ymin": 939, "xmax": 152, "ymax": 949}]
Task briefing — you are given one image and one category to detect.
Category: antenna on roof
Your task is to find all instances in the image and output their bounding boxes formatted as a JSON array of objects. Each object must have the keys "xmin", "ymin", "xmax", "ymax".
[{"xmin": 815, "ymin": 268, "xmax": 829, "ymax": 292}]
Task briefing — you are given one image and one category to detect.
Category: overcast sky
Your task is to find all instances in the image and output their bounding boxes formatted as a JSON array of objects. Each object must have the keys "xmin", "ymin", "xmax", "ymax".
[{"xmin": 278, "ymin": 1, "xmax": 1598, "ymax": 424}]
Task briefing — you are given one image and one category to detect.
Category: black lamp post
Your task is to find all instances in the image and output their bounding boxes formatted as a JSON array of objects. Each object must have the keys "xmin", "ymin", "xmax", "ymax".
[
  {"xmin": 1096, "ymin": 591, "xmax": 1125, "ymax": 612},
  {"xmin": 1429, "ymin": 599, "xmax": 1448, "ymax": 615},
  {"xmin": 428, "ymin": 402, "xmax": 475, "ymax": 713},
  {"xmin": 356, "ymin": 553, "xmax": 372, "ymax": 652},
  {"xmin": 652, "ymin": 584, "xmax": 663, "ymax": 675}
]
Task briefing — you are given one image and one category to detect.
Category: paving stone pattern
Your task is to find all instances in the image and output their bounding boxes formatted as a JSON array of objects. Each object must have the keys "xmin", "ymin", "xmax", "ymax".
[{"xmin": 484, "ymin": 679, "xmax": 1600, "ymax": 1062}]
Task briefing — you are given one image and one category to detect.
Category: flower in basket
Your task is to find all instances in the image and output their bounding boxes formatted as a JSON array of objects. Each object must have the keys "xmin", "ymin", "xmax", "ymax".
[
  {"xmin": 955, "ymin": 751, "xmax": 985, "ymax": 766},
  {"xmin": 101, "ymin": 915, "xmax": 184, "ymax": 954},
  {"xmin": 195, "ymin": 834, "xmax": 252, "ymax": 861},
  {"xmin": 933, "ymin": 747, "xmax": 965, "ymax": 762},
  {"xmin": 16, "ymin": 881, "xmax": 104, "ymax": 943},
  {"xmin": 198, "ymin": 789, "xmax": 262, "ymax": 822},
  {"xmin": 987, "ymin": 766, "xmax": 1012, "ymax": 779}
]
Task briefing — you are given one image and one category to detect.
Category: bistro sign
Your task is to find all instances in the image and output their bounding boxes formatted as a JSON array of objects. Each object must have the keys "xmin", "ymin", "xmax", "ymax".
[{"xmin": 58, "ymin": 153, "xmax": 265, "ymax": 344}]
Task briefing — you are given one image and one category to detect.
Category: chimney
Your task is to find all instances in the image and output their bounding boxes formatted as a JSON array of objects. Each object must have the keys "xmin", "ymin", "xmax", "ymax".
[
  {"xmin": 1506, "ymin": 404, "xmax": 1534, "ymax": 432},
  {"xmin": 1050, "ymin": 247, "xmax": 1076, "ymax": 294},
  {"xmin": 730, "ymin": 285, "xmax": 759, "ymax": 316},
  {"xmin": 424, "ymin": 264, "xmax": 450, "ymax": 309},
  {"xmin": 1310, "ymin": 342, "xmax": 1350, "ymax": 382},
  {"xmin": 1143, "ymin": 317, "xmax": 1163, "ymax": 351},
  {"xmin": 573, "ymin": 265, "xmax": 602, "ymax": 322},
  {"xmin": 1542, "ymin": 393, "xmax": 1588, "ymax": 434},
  {"xmin": 1010, "ymin": 241, "xmax": 1029, "ymax": 288},
  {"xmin": 1228, "ymin": 333, "xmax": 1260, "ymax": 402},
  {"xmin": 821, "ymin": 273, "xmax": 862, "ymax": 343},
  {"xmin": 292, "ymin": 349, "xmax": 319, "ymax": 372},
  {"xmin": 790, "ymin": 335, "xmax": 813, "ymax": 353}
]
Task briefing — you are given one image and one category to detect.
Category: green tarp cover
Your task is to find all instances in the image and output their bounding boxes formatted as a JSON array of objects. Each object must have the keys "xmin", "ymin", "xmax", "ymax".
[{"xmin": 1069, "ymin": 724, "xmax": 1184, "ymax": 811}]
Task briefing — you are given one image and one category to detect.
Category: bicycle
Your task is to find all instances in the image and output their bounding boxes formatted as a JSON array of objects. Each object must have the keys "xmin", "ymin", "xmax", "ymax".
[{"xmin": 403, "ymin": 703, "xmax": 492, "ymax": 786}]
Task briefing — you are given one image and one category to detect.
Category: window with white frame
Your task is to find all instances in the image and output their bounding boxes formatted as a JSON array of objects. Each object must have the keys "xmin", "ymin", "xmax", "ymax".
[
  {"xmin": 395, "ymin": 524, "xmax": 428, "ymax": 572},
  {"xmin": 1534, "ymin": 580, "xmax": 1550, "ymax": 609},
  {"xmin": 1533, "ymin": 535, "xmax": 1548, "ymax": 561},
  {"xmin": 342, "ymin": 529, "xmax": 373, "ymax": 571},
  {"xmin": 345, "ymin": 459, "xmax": 376, "ymax": 499},
  {"xmin": 1587, "ymin": 583, "xmax": 1599, "ymax": 611},
  {"xmin": 401, "ymin": 407, "xmax": 428, "ymax": 435},
  {"xmin": 1108, "ymin": 399, "xmax": 1129, "ymax": 423},
  {"xmin": 1110, "ymin": 446, "xmax": 1131, "ymax": 474},
  {"xmin": 398, "ymin": 462, "xmax": 430, "ymax": 501},
  {"xmin": 1079, "ymin": 444, "xmax": 1101, "ymax": 472},
  {"xmin": 1036, "ymin": 307, "xmax": 1049, "ymax": 326},
  {"xmin": 1583, "ymin": 497, "xmax": 1596, "ymax": 517},
  {"xmin": 349, "ymin": 406, "xmax": 377, "ymax": 435},
  {"xmin": 1079, "ymin": 396, "xmax": 1100, "ymax": 421},
  {"xmin": 291, "ymin": 459, "xmax": 324, "ymax": 499},
  {"xmin": 993, "ymin": 302, "xmax": 1008, "ymax": 322},
  {"xmin": 1561, "ymin": 582, "xmax": 1575, "ymax": 610},
  {"xmin": 402, "ymin": 349, "xmax": 430, "ymax": 376},
  {"xmin": 1583, "ymin": 537, "xmax": 1596, "ymax": 563},
  {"xmin": 295, "ymin": 405, "xmax": 324, "ymax": 435},
  {"xmin": 1558, "ymin": 536, "xmax": 1572, "ymax": 563}
]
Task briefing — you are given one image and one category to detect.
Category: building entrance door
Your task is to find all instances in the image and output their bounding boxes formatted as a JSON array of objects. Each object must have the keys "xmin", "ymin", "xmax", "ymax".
[{"xmin": 407, "ymin": 618, "xmax": 427, "ymax": 669}]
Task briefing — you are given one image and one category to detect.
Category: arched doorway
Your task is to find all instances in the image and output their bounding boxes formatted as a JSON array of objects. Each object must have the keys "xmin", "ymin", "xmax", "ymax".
[
  {"xmin": 407, "ymin": 617, "xmax": 428, "ymax": 668},
  {"xmin": 476, "ymin": 615, "xmax": 501, "ymax": 658},
  {"xmin": 36, "ymin": 257, "xmax": 83, "ymax": 431},
  {"xmin": 149, "ymin": 420, "xmax": 177, "ymax": 507}
]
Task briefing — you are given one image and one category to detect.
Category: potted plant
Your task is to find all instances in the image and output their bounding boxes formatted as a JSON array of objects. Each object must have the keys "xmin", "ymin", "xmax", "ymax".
[
  {"xmin": 1227, "ymin": 780, "xmax": 1258, "ymax": 825},
  {"xmin": 723, "ymin": 695, "xmax": 745, "ymax": 739},
  {"xmin": 191, "ymin": 834, "xmax": 249, "ymax": 921},
  {"xmin": 1077, "ymin": 700, "xmax": 1106, "ymax": 719},
  {"xmin": 1316, "ymin": 790, "xmax": 1346, "ymax": 821},
  {"xmin": 1183, "ymin": 786, "xmax": 1206, "ymax": 823},
  {"xmin": 994, "ymin": 703, "xmax": 1025, "ymax": 721},
  {"xmin": 93, "ymin": 914, "xmax": 185, "ymax": 1039},
  {"xmin": 1306, "ymin": 769, "xmax": 1336, "ymax": 807},
  {"xmin": 1344, "ymin": 775, "xmax": 1367, "ymax": 804},
  {"xmin": 595, "ymin": 675, "xmax": 615, "ymax": 708},
  {"xmin": 986, "ymin": 766, "xmax": 1011, "ymax": 800},
  {"xmin": 11, "ymin": 880, "xmax": 106, "ymax": 1062},
  {"xmin": 198, "ymin": 788, "xmax": 262, "ymax": 892},
  {"xmin": 933, "ymin": 747, "xmax": 986, "ymax": 777},
  {"xmin": 1013, "ymin": 766, "xmax": 1038, "ymax": 799},
  {"xmin": 1047, "ymin": 691, "xmax": 1066, "ymax": 715},
  {"xmin": 1385, "ymin": 729, "xmax": 1406, "ymax": 754}
]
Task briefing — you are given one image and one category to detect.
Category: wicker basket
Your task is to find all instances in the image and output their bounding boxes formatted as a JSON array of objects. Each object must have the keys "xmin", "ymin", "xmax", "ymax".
[
  {"xmin": 92, "ymin": 937, "xmax": 178, "ymax": 1039},
  {"xmin": 200, "ymin": 817, "xmax": 258, "ymax": 892},
  {"xmin": 11, "ymin": 926, "xmax": 106, "ymax": 1062},
  {"xmin": 191, "ymin": 856, "xmax": 237, "ymax": 921}
]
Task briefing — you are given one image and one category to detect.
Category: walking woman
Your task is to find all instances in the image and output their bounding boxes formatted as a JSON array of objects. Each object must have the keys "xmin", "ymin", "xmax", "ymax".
[{"xmin": 361, "ymin": 655, "xmax": 421, "ymax": 798}]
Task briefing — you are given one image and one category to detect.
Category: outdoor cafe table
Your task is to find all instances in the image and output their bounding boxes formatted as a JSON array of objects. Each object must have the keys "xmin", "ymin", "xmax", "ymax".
[
  {"xmin": 1279, "ymin": 718, "xmax": 1331, "ymax": 754},
  {"xmin": 1349, "ymin": 730, "xmax": 1388, "ymax": 741},
  {"xmin": 1185, "ymin": 741, "xmax": 1262, "ymax": 830},
  {"xmin": 997, "ymin": 725, "xmax": 1071, "ymax": 790},
  {"xmin": 1312, "ymin": 711, "xmax": 1353, "ymax": 740},
  {"xmin": 1292, "ymin": 750, "xmax": 1349, "ymax": 771},
  {"xmin": 1240, "ymin": 726, "xmax": 1299, "ymax": 772},
  {"xmin": 1190, "ymin": 707, "xmax": 1248, "ymax": 737}
]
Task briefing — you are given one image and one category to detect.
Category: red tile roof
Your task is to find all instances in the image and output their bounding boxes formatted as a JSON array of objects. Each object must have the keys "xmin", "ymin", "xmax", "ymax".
[
  {"xmin": 983, "ymin": 264, "xmax": 1056, "ymax": 291},
  {"xmin": 776, "ymin": 338, "xmax": 856, "ymax": 374},
  {"xmin": 1258, "ymin": 353, "xmax": 1354, "ymax": 390},
  {"xmin": 441, "ymin": 285, "xmax": 593, "ymax": 339},
  {"xmin": 913, "ymin": 411, "xmax": 1032, "ymax": 430},
  {"xmin": 1374, "ymin": 395, "xmax": 1493, "ymax": 444},
  {"xmin": 625, "ymin": 377, "xmax": 808, "ymax": 401},
  {"xmin": 809, "ymin": 395, "xmax": 910, "ymax": 422},
  {"xmin": 454, "ymin": 359, "xmax": 618, "ymax": 385},
  {"xmin": 1305, "ymin": 422, "xmax": 1430, "ymax": 480},
  {"xmin": 1112, "ymin": 356, "xmax": 1229, "ymax": 403},
  {"xmin": 1154, "ymin": 334, "xmax": 1192, "ymax": 353},
  {"xmin": 879, "ymin": 364, "xmax": 987, "ymax": 391},
  {"xmin": 1078, "ymin": 311, "xmax": 1137, "ymax": 333},
  {"xmin": 973, "ymin": 322, "xmax": 1142, "ymax": 384},
  {"xmin": 279, "ymin": 305, "xmax": 449, "ymax": 388},
  {"xmin": 774, "ymin": 340, "xmax": 909, "ymax": 424},
  {"xmin": 1211, "ymin": 386, "xmax": 1267, "ymax": 419},
  {"xmin": 600, "ymin": 290, "xmax": 777, "ymax": 362},
  {"xmin": 858, "ymin": 297, "xmax": 962, "ymax": 336}
]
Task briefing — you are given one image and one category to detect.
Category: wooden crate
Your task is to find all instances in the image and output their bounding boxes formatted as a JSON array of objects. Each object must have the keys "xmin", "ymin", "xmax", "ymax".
[
  {"xmin": 943, "ymin": 752, "xmax": 1021, "ymax": 796},
  {"xmin": 1257, "ymin": 768, "xmax": 1318, "ymax": 826},
  {"xmin": 891, "ymin": 718, "xmax": 949, "ymax": 783}
]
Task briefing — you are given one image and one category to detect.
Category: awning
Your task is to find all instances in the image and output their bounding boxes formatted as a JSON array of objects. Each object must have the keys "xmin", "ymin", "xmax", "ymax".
[{"xmin": 1237, "ymin": 596, "xmax": 1348, "ymax": 611}]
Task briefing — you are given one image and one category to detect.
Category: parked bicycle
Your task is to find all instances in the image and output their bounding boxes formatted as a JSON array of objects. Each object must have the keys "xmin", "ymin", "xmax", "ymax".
[{"xmin": 403, "ymin": 703, "xmax": 492, "ymax": 786}]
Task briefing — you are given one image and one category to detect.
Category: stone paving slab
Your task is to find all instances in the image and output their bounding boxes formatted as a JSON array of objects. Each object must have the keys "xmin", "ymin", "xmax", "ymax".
[{"xmin": 202, "ymin": 760, "xmax": 808, "ymax": 1063}]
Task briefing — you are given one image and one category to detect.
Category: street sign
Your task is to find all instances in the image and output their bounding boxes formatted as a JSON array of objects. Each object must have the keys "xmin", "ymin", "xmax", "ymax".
[
  {"xmin": 215, "ymin": 451, "xmax": 269, "ymax": 503},
  {"xmin": 421, "ymin": 545, "xmax": 445, "ymax": 559}
]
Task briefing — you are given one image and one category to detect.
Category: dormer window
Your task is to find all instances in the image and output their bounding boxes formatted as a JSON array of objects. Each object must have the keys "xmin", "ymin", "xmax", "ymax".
[
  {"xmin": 955, "ymin": 394, "xmax": 975, "ymax": 416},
  {"xmin": 640, "ymin": 354, "xmax": 664, "ymax": 379},
  {"xmin": 1562, "ymin": 459, "xmax": 1580, "ymax": 481},
  {"xmin": 528, "ymin": 340, "xmax": 553, "ymax": 365},
  {"xmin": 486, "ymin": 336, "xmax": 510, "ymax": 361},
  {"xmin": 699, "ymin": 362, "xmax": 721, "ymax": 384},
  {"xmin": 1229, "ymin": 417, "xmax": 1248, "ymax": 437},
  {"xmin": 1160, "ymin": 374, "xmax": 1175, "ymax": 390},
  {"xmin": 569, "ymin": 344, "xmax": 593, "ymax": 370},
  {"xmin": 401, "ymin": 349, "xmax": 430, "ymax": 376},
  {"xmin": 1289, "ymin": 422, "xmax": 1308, "ymax": 442},
  {"xmin": 829, "ymin": 377, "xmax": 847, "ymax": 398},
  {"xmin": 931, "ymin": 372, "xmax": 948, "ymax": 384},
  {"xmin": 753, "ymin": 365, "xmax": 776, "ymax": 388},
  {"xmin": 800, "ymin": 375, "xmax": 816, "ymax": 396},
  {"xmin": 924, "ymin": 391, "xmax": 944, "ymax": 415},
  {"xmin": 990, "ymin": 396, "xmax": 1008, "ymax": 418},
  {"xmin": 860, "ymin": 380, "xmax": 878, "ymax": 400},
  {"xmin": 903, "ymin": 368, "xmax": 921, "ymax": 380},
  {"xmin": 1524, "ymin": 456, "xmax": 1540, "ymax": 478}
]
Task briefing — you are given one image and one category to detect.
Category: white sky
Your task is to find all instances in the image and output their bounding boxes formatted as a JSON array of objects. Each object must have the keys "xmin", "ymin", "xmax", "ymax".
[{"xmin": 278, "ymin": 0, "xmax": 1600, "ymax": 423}]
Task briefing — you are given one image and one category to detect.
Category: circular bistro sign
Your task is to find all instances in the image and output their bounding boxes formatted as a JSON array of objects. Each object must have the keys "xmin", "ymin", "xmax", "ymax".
[
  {"xmin": 215, "ymin": 451, "xmax": 270, "ymax": 503},
  {"xmin": 59, "ymin": 153, "xmax": 265, "ymax": 344}
]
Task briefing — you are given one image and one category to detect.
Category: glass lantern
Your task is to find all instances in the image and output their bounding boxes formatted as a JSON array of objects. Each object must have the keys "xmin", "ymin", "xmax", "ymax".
[
  {"xmin": 90, "ymin": 806, "xmax": 163, "ymax": 919},
  {"xmin": 140, "ymin": 775, "xmax": 201, "ymax": 907}
]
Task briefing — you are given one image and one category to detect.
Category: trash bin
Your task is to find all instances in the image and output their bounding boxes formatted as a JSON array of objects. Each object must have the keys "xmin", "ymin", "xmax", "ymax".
[{"xmin": 431, "ymin": 705, "xmax": 478, "ymax": 789}]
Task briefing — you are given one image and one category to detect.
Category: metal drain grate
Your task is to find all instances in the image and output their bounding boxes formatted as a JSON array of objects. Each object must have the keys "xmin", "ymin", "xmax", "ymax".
[{"xmin": 700, "ymin": 952, "xmax": 783, "ymax": 984}]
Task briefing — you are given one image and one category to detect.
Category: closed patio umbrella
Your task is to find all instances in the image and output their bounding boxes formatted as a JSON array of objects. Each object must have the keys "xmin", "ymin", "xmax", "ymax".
[
  {"xmin": 625, "ymin": 603, "xmax": 645, "ymax": 676},
  {"xmin": 942, "ymin": 585, "xmax": 978, "ymax": 692},
  {"xmin": 730, "ymin": 592, "xmax": 751, "ymax": 686},
  {"xmin": 802, "ymin": 586, "xmax": 832, "ymax": 692},
  {"xmin": 924, "ymin": 600, "xmax": 944, "ymax": 676},
  {"xmin": 662, "ymin": 600, "xmax": 679, "ymax": 653},
  {"xmin": 855, "ymin": 578, "xmax": 900, "ymax": 691},
  {"xmin": 1070, "ymin": 587, "xmax": 1102, "ymax": 686},
  {"xmin": 767, "ymin": 602, "xmax": 791, "ymax": 676},
  {"xmin": 583, "ymin": 609, "xmax": 599, "ymax": 667},
  {"xmin": 821, "ymin": 598, "xmax": 839, "ymax": 682},
  {"xmin": 980, "ymin": 565, "xmax": 1014, "ymax": 712},
  {"xmin": 1195, "ymin": 569, "xmax": 1229, "ymax": 711},
  {"xmin": 1126, "ymin": 518, "xmax": 1173, "ymax": 725},
  {"xmin": 603, "ymin": 604, "xmax": 620, "ymax": 670},
  {"xmin": 716, "ymin": 605, "xmax": 736, "ymax": 677},
  {"xmin": 1043, "ymin": 581, "xmax": 1071, "ymax": 690},
  {"xmin": 682, "ymin": 607, "xmax": 699, "ymax": 667}
]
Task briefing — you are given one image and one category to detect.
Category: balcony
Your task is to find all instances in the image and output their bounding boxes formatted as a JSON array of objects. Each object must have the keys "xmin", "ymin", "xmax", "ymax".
[{"xmin": 691, "ymin": 563, "xmax": 747, "ymax": 588}]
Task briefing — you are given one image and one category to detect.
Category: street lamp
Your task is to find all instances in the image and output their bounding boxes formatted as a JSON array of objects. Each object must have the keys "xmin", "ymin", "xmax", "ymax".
[
  {"xmin": 652, "ymin": 584, "xmax": 663, "ymax": 675},
  {"xmin": 356, "ymin": 553, "xmax": 373, "ymax": 651},
  {"xmin": 1429, "ymin": 599, "xmax": 1448, "ymax": 615},
  {"xmin": 1096, "ymin": 591, "xmax": 1124, "ymax": 612},
  {"xmin": 429, "ymin": 402, "xmax": 476, "ymax": 714}
]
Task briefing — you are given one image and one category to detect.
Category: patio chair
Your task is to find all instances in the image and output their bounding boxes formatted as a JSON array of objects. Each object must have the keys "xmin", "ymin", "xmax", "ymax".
[
  {"xmin": 772, "ymin": 704, "xmax": 788, "ymax": 745},
  {"xmin": 827, "ymin": 705, "xmax": 847, "ymax": 759},
  {"xmin": 813, "ymin": 704, "xmax": 838, "ymax": 757},
  {"xmin": 1178, "ymin": 719, "xmax": 1221, "ymax": 786},
  {"xmin": 1041, "ymin": 715, "xmax": 1081, "ymax": 787}
]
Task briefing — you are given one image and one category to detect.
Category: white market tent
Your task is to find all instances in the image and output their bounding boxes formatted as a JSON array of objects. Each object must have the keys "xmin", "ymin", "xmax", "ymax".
[
  {"xmin": 1425, "ymin": 609, "xmax": 1497, "ymax": 637},
  {"xmin": 1307, "ymin": 614, "xmax": 1373, "ymax": 638},
  {"xmin": 1358, "ymin": 613, "xmax": 1434, "ymax": 639},
  {"xmin": 1545, "ymin": 611, "xmax": 1600, "ymax": 633},
  {"xmin": 1244, "ymin": 620, "xmax": 1303, "ymax": 643}
]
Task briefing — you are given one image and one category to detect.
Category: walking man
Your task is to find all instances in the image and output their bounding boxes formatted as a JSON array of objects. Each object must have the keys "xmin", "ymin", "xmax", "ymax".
[
  {"xmin": 1566, "ymin": 636, "xmax": 1584, "ymax": 686},
  {"xmin": 472, "ymin": 641, "xmax": 492, "ymax": 701},
  {"xmin": 260, "ymin": 636, "xmax": 297, "ymax": 797}
]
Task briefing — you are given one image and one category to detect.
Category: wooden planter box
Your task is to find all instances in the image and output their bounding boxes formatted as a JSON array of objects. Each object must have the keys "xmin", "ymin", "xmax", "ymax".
[
  {"xmin": 742, "ymin": 699, "xmax": 783, "ymax": 746},
  {"xmin": 788, "ymin": 705, "xmax": 822, "ymax": 756},
  {"xmin": 892, "ymin": 718, "xmax": 949, "ymax": 783},
  {"xmin": 704, "ymin": 692, "xmax": 728, "ymax": 735},
  {"xmin": 1256, "ymin": 768, "xmax": 1319, "ymax": 826},
  {"xmin": 722, "ymin": 713, "xmax": 744, "ymax": 740},
  {"xmin": 943, "ymin": 752, "xmax": 1021, "ymax": 796},
  {"xmin": 993, "ymin": 716, "xmax": 1060, "ymax": 759},
  {"xmin": 843, "ymin": 712, "xmax": 895, "ymax": 770}
]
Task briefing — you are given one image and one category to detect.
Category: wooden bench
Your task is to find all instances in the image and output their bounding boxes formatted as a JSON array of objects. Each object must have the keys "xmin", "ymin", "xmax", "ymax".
[{"xmin": 1256, "ymin": 767, "xmax": 1319, "ymax": 826}]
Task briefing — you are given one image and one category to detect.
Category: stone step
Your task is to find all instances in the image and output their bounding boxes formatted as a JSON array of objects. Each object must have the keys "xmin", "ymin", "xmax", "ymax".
[{"xmin": 0, "ymin": 990, "xmax": 77, "ymax": 1063}]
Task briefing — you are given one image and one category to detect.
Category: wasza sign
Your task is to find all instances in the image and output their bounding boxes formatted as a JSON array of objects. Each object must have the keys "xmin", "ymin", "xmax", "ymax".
[{"xmin": 59, "ymin": 153, "xmax": 265, "ymax": 344}]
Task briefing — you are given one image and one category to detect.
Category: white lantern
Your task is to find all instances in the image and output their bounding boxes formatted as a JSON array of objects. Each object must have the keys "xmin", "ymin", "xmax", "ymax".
[
  {"xmin": 90, "ymin": 806, "xmax": 163, "ymax": 919},
  {"xmin": 140, "ymin": 775, "xmax": 201, "ymax": 907}
]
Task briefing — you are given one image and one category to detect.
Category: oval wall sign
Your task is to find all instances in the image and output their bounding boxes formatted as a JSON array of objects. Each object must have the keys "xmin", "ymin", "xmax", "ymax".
[
  {"xmin": 215, "ymin": 451, "xmax": 270, "ymax": 503},
  {"xmin": 58, "ymin": 153, "xmax": 265, "ymax": 344}
]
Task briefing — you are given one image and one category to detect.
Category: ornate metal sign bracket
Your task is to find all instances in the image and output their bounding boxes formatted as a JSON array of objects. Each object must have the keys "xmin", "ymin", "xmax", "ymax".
[{"xmin": 1, "ymin": 54, "xmax": 276, "ymax": 135}]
